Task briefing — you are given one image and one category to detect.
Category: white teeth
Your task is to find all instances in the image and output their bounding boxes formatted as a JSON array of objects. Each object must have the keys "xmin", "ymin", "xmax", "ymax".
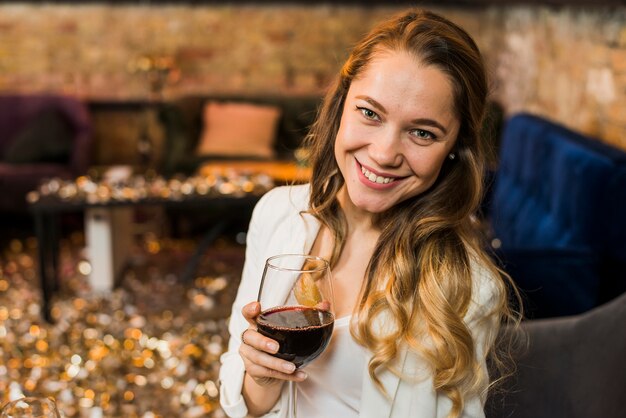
[{"xmin": 361, "ymin": 166, "xmax": 394, "ymax": 184}]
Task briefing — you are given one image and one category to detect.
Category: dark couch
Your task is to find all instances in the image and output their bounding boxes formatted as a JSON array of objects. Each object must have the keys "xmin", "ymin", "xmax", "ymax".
[
  {"xmin": 158, "ymin": 94, "xmax": 321, "ymax": 176},
  {"xmin": 486, "ymin": 291, "xmax": 626, "ymax": 418},
  {"xmin": 486, "ymin": 113, "xmax": 626, "ymax": 318},
  {"xmin": 0, "ymin": 94, "xmax": 92, "ymax": 212}
]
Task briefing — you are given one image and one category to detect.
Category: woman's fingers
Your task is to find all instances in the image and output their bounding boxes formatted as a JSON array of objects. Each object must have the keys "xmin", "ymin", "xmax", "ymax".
[
  {"xmin": 240, "ymin": 341, "xmax": 294, "ymax": 373},
  {"xmin": 241, "ymin": 328, "xmax": 278, "ymax": 354},
  {"xmin": 238, "ymin": 301, "xmax": 307, "ymax": 384},
  {"xmin": 242, "ymin": 301, "xmax": 261, "ymax": 326},
  {"xmin": 245, "ymin": 363, "xmax": 308, "ymax": 384},
  {"xmin": 240, "ymin": 343, "xmax": 307, "ymax": 383},
  {"xmin": 240, "ymin": 303, "xmax": 280, "ymax": 356}
]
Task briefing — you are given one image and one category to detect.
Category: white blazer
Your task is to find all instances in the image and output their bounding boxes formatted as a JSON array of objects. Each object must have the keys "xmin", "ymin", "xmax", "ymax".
[{"xmin": 219, "ymin": 184, "xmax": 499, "ymax": 418}]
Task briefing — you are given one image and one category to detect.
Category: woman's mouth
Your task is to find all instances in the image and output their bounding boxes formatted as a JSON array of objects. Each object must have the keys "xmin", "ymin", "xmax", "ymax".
[{"xmin": 360, "ymin": 165, "xmax": 395, "ymax": 184}]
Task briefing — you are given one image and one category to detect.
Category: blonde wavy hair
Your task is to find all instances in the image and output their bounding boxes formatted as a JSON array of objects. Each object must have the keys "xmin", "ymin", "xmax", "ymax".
[{"xmin": 304, "ymin": 9, "xmax": 521, "ymax": 417}]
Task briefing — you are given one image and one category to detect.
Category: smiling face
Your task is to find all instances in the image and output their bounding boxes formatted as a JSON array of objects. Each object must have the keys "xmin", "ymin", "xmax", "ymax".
[{"xmin": 334, "ymin": 49, "xmax": 461, "ymax": 216}]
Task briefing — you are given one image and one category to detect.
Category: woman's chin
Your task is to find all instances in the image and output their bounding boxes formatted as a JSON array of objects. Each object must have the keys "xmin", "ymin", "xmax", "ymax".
[{"xmin": 351, "ymin": 198, "xmax": 393, "ymax": 215}]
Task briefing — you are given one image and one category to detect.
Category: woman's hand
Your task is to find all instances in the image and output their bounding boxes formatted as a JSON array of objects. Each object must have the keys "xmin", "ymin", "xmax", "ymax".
[{"xmin": 239, "ymin": 301, "xmax": 308, "ymax": 387}]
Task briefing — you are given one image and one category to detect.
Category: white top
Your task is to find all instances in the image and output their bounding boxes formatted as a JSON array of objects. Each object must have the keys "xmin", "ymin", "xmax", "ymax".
[
  {"xmin": 219, "ymin": 184, "xmax": 501, "ymax": 418},
  {"xmin": 297, "ymin": 315, "xmax": 366, "ymax": 417}
]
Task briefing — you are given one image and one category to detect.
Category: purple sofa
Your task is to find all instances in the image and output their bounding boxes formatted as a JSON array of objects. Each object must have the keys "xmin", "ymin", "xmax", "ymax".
[{"xmin": 0, "ymin": 94, "xmax": 92, "ymax": 212}]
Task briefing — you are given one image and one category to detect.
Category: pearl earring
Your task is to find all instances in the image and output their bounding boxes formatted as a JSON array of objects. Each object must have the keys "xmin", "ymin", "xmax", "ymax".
[{"xmin": 448, "ymin": 153, "xmax": 456, "ymax": 160}]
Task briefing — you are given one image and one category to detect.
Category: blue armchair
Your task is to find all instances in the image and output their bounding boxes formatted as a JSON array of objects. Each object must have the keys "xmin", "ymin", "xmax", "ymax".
[{"xmin": 486, "ymin": 113, "xmax": 626, "ymax": 318}]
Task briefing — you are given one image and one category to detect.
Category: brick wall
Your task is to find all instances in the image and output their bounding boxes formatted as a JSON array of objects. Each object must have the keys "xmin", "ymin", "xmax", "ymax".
[{"xmin": 0, "ymin": 4, "xmax": 624, "ymax": 154}]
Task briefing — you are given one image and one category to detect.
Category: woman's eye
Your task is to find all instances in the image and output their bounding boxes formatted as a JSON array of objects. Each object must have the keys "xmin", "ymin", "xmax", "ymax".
[
  {"xmin": 357, "ymin": 106, "xmax": 379, "ymax": 121},
  {"xmin": 410, "ymin": 129, "xmax": 436, "ymax": 142}
]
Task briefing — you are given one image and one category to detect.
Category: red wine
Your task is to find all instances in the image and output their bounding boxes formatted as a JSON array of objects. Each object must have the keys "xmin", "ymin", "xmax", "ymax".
[{"xmin": 256, "ymin": 306, "xmax": 334, "ymax": 368}]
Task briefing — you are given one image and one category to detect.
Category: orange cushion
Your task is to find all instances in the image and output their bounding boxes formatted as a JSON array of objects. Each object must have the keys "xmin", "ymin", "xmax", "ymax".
[{"xmin": 196, "ymin": 101, "xmax": 281, "ymax": 158}]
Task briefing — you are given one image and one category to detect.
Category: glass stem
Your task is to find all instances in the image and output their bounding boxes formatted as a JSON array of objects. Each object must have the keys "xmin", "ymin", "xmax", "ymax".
[{"xmin": 287, "ymin": 380, "xmax": 298, "ymax": 418}]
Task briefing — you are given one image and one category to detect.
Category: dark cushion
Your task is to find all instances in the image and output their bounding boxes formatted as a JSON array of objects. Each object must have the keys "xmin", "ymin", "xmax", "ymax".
[
  {"xmin": 3, "ymin": 108, "xmax": 73, "ymax": 164},
  {"xmin": 486, "ymin": 291, "xmax": 626, "ymax": 418}
]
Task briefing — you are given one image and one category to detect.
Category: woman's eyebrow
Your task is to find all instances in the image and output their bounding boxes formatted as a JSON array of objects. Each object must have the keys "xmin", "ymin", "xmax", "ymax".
[
  {"xmin": 410, "ymin": 118, "xmax": 448, "ymax": 135},
  {"xmin": 355, "ymin": 95, "xmax": 387, "ymax": 114}
]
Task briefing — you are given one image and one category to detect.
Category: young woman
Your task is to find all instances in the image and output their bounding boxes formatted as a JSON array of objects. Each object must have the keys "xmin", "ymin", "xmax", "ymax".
[{"xmin": 219, "ymin": 8, "xmax": 519, "ymax": 418}]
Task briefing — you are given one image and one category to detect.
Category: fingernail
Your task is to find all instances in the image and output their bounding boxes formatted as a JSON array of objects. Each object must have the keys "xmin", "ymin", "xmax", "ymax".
[
  {"xmin": 296, "ymin": 371, "xmax": 307, "ymax": 380},
  {"xmin": 267, "ymin": 342, "xmax": 279, "ymax": 352},
  {"xmin": 283, "ymin": 363, "xmax": 296, "ymax": 372}
]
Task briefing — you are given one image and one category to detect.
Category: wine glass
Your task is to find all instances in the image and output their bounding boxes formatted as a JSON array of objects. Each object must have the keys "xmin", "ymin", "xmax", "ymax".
[
  {"xmin": 256, "ymin": 254, "xmax": 334, "ymax": 418},
  {"xmin": 0, "ymin": 397, "xmax": 61, "ymax": 418}
]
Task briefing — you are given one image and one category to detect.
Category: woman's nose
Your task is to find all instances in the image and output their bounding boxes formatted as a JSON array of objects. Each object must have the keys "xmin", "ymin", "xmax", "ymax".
[{"xmin": 369, "ymin": 129, "xmax": 403, "ymax": 168}]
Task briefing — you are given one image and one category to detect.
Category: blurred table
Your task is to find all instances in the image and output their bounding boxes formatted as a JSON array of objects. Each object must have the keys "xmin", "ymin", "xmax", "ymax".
[{"xmin": 28, "ymin": 171, "xmax": 273, "ymax": 322}]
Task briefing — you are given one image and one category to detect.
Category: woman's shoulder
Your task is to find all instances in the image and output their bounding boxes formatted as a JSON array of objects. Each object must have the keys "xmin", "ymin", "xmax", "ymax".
[
  {"xmin": 252, "ymin": 183, "xmax": 311, "ymax": 221},
  {"xmin": 259, "ymin": 183, "xmax": 310, "ymax": 205}
]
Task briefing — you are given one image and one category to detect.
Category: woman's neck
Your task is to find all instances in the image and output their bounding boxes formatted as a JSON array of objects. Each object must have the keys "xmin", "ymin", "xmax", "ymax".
[
  {"xmin": 309, "ymin": 187, "xmax": 382, "ymax": 318},
  {"xmin": 336, "ymin": 187, "xmax": 379, "ymax": 234}
]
